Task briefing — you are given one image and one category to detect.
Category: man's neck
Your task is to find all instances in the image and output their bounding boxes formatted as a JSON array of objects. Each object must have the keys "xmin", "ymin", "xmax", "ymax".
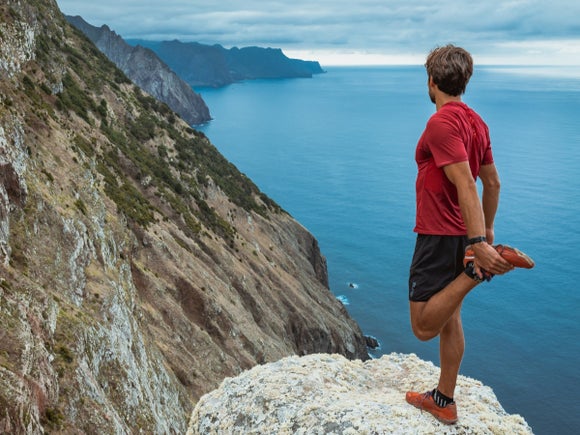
[
  {"xmin": 428, "ymin": 78, "xmax": 463, "ymax": 111},
  {"xmin": 435, "ymin": 94, "xmax": 462, "ymax": 111}
]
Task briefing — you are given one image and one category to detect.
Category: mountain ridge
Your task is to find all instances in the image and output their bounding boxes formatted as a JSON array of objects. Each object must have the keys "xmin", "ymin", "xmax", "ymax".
[
  {"xmin": 127, "ymin": 38, "xmax": 325, "ymax": 88},
  {"xmin": 65, "ymin": 15, "xmax": 211, "ymax": 125}
]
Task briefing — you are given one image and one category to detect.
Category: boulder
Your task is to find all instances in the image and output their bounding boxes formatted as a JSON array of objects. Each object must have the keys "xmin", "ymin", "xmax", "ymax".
[{"xmin": 187, "ymin": 353, "xmax": 533, "ymax": 434}]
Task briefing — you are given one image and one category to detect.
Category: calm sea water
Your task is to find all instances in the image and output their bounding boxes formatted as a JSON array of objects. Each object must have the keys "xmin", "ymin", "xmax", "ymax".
[{"xmin": 197, "ymin": 66, "xmax": 580, "ymax": 435}]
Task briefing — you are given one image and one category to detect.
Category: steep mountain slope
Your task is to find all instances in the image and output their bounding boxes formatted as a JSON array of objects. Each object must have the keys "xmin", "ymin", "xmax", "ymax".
[
  {"xmin": 65, "ymin": 15, "xmax": 211, "ymax": 126},
  {"xmin": 0, "ymin": 1, "xmax": 367, "ymax": 433}
]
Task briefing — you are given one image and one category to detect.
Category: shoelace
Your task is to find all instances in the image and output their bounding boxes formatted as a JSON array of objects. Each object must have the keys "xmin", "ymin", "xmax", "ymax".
[{"xmin": 418, "ymin": 391, "xmax": 432, "ymax": 413}]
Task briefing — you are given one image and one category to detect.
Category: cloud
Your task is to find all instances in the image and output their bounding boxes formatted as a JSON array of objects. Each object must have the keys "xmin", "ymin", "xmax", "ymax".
[{"xmin": 56, "ymin": 0, "xmax": 580, "ymax": 65}]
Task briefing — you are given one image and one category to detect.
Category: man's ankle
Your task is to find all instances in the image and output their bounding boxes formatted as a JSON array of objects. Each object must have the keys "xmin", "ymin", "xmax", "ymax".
[{"xmin": 433, "ymin": 389, "xmax": 454, "ymax": 407}]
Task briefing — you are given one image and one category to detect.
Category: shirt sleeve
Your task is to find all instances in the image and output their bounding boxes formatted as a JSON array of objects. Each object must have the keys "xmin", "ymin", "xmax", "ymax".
[
  {"xmin": 424, "ymin": 115, "xmax": 468, "ymax": 168},
  {"xmin": 482, "ymin": 124, "xmax": 494, "ymax": 165}
]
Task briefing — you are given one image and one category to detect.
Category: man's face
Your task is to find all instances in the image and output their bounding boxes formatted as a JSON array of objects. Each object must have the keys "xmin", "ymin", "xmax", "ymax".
[
  {"xmin": 429, "ymin": 87, "xmax": 436, "ymax": 104},
  {"xmin": 428, "ymin": 77, "xmax": 436, "ymax": 104}
]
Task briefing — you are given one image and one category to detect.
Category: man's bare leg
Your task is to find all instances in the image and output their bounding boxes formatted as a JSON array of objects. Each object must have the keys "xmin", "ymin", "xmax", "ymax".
[
  {"xmin": 410, "ymin": 273, "xmax": 478, "ymax": 341},
  {"xmin": 437, "ymin": 305, "xmax": 464, "ymax": 398}
]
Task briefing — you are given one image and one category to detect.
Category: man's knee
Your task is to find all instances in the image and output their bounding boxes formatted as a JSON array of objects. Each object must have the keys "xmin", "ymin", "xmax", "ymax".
[
  {"xmin": 409, "ymin": 301, "xmax": 439, "ymax": 341},
  {"xmin": 411, "ymin": 322, "xmax": 439, "ymax": 341}
]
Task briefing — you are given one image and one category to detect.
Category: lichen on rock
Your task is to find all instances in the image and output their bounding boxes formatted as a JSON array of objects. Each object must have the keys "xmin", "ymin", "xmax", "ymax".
[{"xmin": 187, "ymin": 353, "xmax": 533, "ymax": 435}]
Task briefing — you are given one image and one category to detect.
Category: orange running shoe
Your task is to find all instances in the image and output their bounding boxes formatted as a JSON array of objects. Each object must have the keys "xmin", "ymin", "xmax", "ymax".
[
  {"xmin": 405, "ymin": 390, "xmax": 458, "ymax": 425},
  {"xmin": 463, "ymin": 244, "xmax": 535, "ymax": 269},
  {"xmin": 494, "ymin": 244, "xmax": 535, "ymax": 268}
]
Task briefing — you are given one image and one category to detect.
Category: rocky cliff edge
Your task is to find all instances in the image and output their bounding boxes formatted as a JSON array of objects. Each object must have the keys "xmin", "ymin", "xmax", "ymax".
[{"xmin": 187, "ymin": 353, "xmax": 533, "ymax": 434}]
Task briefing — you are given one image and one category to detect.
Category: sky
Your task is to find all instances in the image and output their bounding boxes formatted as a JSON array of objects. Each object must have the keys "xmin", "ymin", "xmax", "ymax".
[{"xmin": 55, "ymin": 1, "xmax": 580, "ymax": 66}]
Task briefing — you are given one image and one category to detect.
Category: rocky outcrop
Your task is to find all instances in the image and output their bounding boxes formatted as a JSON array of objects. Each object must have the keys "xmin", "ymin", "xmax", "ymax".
[
  {"xmin": 188, "ymin": 353, "xmax": 533, "ymax": 434},
  {"xmin": 130, "ymin": 39, "xmax": 325, "ymax": 88},
  {"xmin": 66, "ymin": 15, "xmax": 211, "ymax": 125},
  {"xmin": 0, "ymin": 1, "xmax": 367, "ymax": 433}
]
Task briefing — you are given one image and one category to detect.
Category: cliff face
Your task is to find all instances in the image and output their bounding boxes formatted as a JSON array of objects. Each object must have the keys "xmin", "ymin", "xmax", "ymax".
[
  {"xmin": 0, "ymin": 1, "xmax": 367, "ymax": 433},
  {"xmin": 129, "ymin": 40, "xmax": 325, "ymax": 88},
  {"xmin": 65, "ymin": 15, "xmax": 211, "ymax": 126},
  {"xmin": 188, "ymin": 353, "xmax": 534, "ymax": 434}
]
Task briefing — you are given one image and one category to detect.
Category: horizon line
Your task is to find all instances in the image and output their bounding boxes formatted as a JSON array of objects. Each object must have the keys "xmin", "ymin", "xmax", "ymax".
[{"xmin": 284, "ymin": 50, "xmax": 580, "ymax": 68}]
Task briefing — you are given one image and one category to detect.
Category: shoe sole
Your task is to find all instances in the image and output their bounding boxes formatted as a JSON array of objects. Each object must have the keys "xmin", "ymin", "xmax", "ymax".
[
  {"xmin": 408, "ymin": 402, "xmax": 458, "ymax": 424},
  {"xmin": 406, "ymin": 393, "xmax": 458, "ymax": 425}
]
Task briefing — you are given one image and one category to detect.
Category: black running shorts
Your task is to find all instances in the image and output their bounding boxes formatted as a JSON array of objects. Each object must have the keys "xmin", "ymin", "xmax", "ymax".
[{"xmin": 408, "ymin": 234, "xmax": 468, "ymax": 302}]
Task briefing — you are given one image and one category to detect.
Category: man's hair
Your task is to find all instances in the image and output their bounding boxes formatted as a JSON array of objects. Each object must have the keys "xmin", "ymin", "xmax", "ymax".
[{"xmin": 425, "ymin": 45, "xmax": 473, "ymax": 96}]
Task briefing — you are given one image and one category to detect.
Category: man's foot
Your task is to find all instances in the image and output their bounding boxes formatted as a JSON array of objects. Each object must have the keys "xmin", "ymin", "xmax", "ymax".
[
  {"xmin": 405, "ymin": 390, "xmax": 458, "ymax": 425},
  {"xmin": 464, "ymin": 244, "xmax": 534, "ymax": 269},
  {"xmin": 464, "ymin": 261, "xmax": 494, "ymax": 282},
  {"xmin": 493, "ymin": 244, "xmax": 535, "ymax": 268},
  {"xmin": 464, "ymin": 244, "xmax": 535, "ymax": 282}
]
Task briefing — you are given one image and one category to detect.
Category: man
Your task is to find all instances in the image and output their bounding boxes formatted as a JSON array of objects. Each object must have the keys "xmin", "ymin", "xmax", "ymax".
[{"xmin": 405, "ymin": 45, "xmax": 534, "ymax": 425}]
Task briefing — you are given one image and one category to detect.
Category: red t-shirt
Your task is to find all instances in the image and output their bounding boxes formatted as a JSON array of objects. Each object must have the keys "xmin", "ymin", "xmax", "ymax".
[{"xmin": 414, "ymin": 102, "xmax": 493, "ymax": 235}]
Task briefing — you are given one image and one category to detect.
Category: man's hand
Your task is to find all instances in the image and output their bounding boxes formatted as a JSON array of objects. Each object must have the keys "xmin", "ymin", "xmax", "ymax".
[{"xmin": 471, "ymin": 242, "xmax": 513, "ymax": 278}]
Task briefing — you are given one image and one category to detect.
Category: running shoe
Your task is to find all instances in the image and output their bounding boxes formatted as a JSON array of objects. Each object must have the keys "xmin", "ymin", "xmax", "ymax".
[
  {"xmin": 405, "ymin": 390, "xmax": 458, "ymax": 425},
  {"xmin": 464, "ymin": 244, "xmax": 535, "ymax": 269},
  {"xmin": 494, "ymin": 244, "xmax": 535, "ymax": 268}
]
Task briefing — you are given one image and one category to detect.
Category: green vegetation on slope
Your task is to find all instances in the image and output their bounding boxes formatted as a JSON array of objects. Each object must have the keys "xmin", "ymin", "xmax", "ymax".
[{"xmin": 8, "ymin": 5, "xmax": 282, "ymax": 243}]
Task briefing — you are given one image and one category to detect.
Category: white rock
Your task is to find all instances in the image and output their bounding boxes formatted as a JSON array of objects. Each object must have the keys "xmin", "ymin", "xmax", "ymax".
[{"xmin": 187, "ymin": 353, "xmax": 533, "ymax": 434}]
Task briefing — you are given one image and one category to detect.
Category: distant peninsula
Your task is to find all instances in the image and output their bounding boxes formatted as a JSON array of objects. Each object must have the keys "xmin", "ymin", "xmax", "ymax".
[
  {"xmin": 126, "ymin": 39, "xmax": 325, "ymax": 88},
  {"xmin": 66, "ymin": 15, "xmax": 324, "ymax": 124}
]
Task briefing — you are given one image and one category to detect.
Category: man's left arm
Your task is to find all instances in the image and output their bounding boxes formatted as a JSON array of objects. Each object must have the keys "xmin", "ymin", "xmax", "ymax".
[{"xmin": 443, "ymin": 161, "xmax": 512, "ymax": 276}]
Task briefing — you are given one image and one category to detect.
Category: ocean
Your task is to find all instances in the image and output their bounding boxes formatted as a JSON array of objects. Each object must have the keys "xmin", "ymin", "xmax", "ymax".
[{"xmin": 197, "ymin": 65, "xmax": 580, "ymax": 435}]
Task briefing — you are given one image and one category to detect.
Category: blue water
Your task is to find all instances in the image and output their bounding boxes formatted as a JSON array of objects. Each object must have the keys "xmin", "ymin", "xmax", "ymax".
[{"xmin": 197, "ymin": 66, "xmax": 580, "ymax": 435}]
